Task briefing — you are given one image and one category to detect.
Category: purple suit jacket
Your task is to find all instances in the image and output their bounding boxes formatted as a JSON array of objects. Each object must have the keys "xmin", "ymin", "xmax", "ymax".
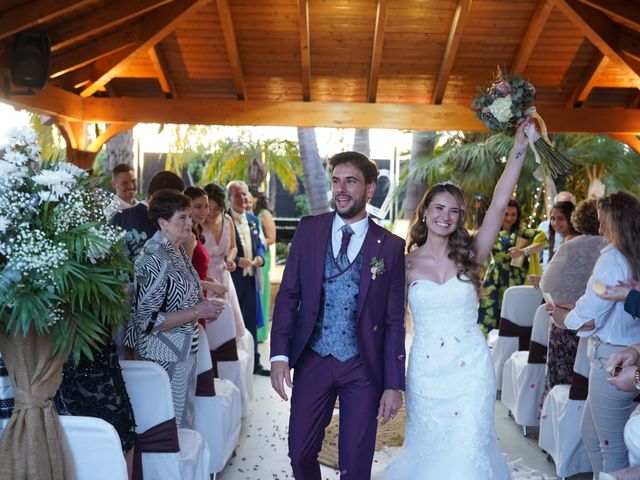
[{"xmin": 270, "ymin": 212, "xmax": 406, "ymax": 391}]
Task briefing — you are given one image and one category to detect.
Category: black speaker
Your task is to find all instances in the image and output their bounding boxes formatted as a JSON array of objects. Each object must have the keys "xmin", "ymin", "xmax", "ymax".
[{"xmin": 11, "ymin": 31, "xmax": 51, "ymax": 90}]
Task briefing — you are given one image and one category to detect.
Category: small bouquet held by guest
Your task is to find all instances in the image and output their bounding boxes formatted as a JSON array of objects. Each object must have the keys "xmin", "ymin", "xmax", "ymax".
[{"xmin": 470, "ymin": 66, "xmax": 572, "ymax": 178}]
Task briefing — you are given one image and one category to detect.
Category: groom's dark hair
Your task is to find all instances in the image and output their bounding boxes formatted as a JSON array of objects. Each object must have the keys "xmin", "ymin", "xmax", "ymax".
[{"xmin": 328, "ymin": 151, "xmax": 378, "ymax": 184}]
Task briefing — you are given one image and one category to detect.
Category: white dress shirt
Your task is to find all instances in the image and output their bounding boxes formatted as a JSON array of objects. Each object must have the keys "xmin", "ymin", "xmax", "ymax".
[
  {"xmin": 565, "ymin": 244, "xmax": 640, "ymax": 346},
  {"xmin": 270, "ymin": 214, "xmax": 370, "ymax": 365},
  {"xmin": 117, "ymin": 196, "xmax": 137, "ymax": 210}
]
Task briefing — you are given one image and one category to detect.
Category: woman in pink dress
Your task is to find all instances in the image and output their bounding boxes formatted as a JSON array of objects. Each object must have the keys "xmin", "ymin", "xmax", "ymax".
[{"xmin": 203, "ymin": 183, "xmax": 245, "ymax": 338}]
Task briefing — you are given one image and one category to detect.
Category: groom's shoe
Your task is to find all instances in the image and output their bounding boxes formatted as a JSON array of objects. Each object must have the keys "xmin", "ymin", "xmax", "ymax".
[{"xmin": 253, "ymin": 365, "xmax": 271, "ymax": 376}]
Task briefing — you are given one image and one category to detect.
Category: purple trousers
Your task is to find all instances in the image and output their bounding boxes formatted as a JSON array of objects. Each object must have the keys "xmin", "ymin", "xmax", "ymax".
[{"xmin": 288, "ymin": 348, "xmax": 382, "ymax": 480}]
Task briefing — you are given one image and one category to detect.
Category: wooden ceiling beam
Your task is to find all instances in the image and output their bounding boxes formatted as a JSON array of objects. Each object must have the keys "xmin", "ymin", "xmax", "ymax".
[
  {"xmin": 575, "ymin": 0, "xmax": 640, "ymax": 31},
  {"xmin": 79, "ymin": 0, "xmax": 206, "ymax": 98},
  {"xmin": 49, "ymin": 0, "xmax": 173, "ymax": 52},
  {"xmin": 511, "ymin": 0, "xmax": 554, "ymax": 75},
  {"xmin": 0, "ymin": 84, "xmax": 83, "ymax": 120},
  {"xmin": 367, "ymin": 0, "xmax": 389, "ymax": 103},
  {"xmin": 565, "ymin": 51, "xmax": 609, "ymax": 107},
  {"xmin": 216, "ymin": 0, "xmax": 246, "ymax": 101},
  {"xmin": 0, "ymin": 0, "xmax": 94, "ymax": 42},
  {"xmin": 148, "ymin": 44, "xmax": 176, "ymax": 98},
  {"xmin": 552, "ymin": 0, "xmax": 640, "ymax": 80},
  {"xmin": 75, "ymin": 98, "xmax": 640, "ymax": 134},
  {"xmin": 50, "ymin": 26, "xmax": 139, "ymax": 78},
  {"xmin": 298, "ymin": 0, "xmax": 311, "ymax": 101},
  {"xmin": 432, "ymin": 0, "xmax": 472, "ymax": 105}
]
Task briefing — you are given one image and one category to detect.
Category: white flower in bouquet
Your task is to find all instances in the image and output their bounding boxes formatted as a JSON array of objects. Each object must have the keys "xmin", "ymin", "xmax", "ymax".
[
  {"xmin": 0, "ymin": 127, "xmax": 131, "ymax": 359},
  {"xmin": 488, "ymin": 96, "xmax": 513, "ymax": 123}
]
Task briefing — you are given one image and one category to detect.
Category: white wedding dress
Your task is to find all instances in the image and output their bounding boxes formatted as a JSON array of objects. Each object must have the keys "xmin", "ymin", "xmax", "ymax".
[{"xmin": 378, "ymin": 276, "xmax": 512, "ymax": 480}]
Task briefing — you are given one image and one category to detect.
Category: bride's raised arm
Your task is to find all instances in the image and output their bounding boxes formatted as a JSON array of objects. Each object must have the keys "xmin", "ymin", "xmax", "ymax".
[{"xmin": 472, "ymin": 117, "xmax": 533, "ymax": 263}]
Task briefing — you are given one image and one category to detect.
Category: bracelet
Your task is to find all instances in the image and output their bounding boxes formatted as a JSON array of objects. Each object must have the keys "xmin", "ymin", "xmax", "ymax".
[
  {"xmin": 192, "ymin": 306, "xmax": 199, "ymax": 321},
  {"xmin": 523, "ymin": 246, "xmax": 531, "ymax": 256}
]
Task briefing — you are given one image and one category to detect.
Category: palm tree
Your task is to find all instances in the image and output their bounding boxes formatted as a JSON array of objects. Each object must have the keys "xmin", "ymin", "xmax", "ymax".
[
  {"xmin": 297, "ymin": 127, "xmax": 330, "ymax": 215},
  {"xmin": 401, "ymin": 131, "xmax": 437, "ymax": 219}
]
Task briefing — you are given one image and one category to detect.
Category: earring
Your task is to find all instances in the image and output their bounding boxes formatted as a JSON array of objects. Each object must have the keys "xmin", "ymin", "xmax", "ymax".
[{"xmin": 422, "ymin": 215, "xmax": 427, "ymax": 223}]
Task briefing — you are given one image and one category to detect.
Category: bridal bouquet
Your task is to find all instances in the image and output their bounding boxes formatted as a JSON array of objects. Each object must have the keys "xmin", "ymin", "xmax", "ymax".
[
  {"xmin": 0, "ymin": 127, "xmax": 131, "ymax": 360},
  {"xmin": 470, "ymin": 66, "xmax": 572, "ymax": 178}
]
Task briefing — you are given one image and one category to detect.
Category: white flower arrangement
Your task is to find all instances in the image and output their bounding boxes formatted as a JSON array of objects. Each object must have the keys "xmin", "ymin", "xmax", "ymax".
[{"xmin": 0, "ymin": 127, "xmax": 131, "ymax": 359}]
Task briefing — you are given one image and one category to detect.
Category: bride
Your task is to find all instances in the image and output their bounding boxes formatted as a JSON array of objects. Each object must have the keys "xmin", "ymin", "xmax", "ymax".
[{"xmin": 378, "ymin": 118, "xmax": 533, "ymax": 479}]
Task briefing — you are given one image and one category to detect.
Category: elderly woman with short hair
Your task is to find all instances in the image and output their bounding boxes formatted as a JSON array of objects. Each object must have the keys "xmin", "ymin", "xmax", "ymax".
[{"xmin": 126, "ymin": 189, "xmax": 224, "ymax": 428}]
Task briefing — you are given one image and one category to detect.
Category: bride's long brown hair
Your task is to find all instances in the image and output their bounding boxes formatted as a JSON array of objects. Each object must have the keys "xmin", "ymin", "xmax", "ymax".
[{"xmin": 407, "ymin": 182, "xmax": 482, "ymax": 294}]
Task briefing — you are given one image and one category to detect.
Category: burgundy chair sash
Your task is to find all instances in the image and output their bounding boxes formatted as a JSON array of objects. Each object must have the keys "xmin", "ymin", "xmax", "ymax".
[
  {"xmin": 499, "ymin": 317, "xmax": 532, "ymax": 351},
  {"xmin": 133, "ymin": 418, "xmax": 180, "ymax": 480},
  {"xmin": 527, "ymin": 341, "xmax": 547, "ymax": 364},
  {"xmin": 569, "ymin": 373, "xmax": 588, "ymax": 401},
  {"xmin": 209, "ymin": 338, "xmax": 239, "ymax": 378},
  {"xmin": 196, "ymin": 367, "xmax": 216, "ymax": 396}
]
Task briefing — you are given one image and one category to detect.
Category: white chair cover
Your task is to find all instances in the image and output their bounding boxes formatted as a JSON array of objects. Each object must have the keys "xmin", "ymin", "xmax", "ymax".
[
  {"xmin": 59, "ymin": 416, "xmax": 128, "ymax": 480},
  {"xmin": 491, "ymin": 286, "xmax": 542, "ymax": 388},
  {"xmin": 194, "ymin": 325, "xmax": 241, "ymax": 474},
  {"xmin": 539, "ymin": 337, "xmax": 592, "ymax": 478},
  {"xmin": 206, "ymin": 305, "xmax": 253, "ymax": 416},
  {"xmin": 501, "ymin": 304, "xmax": 551, "ymax": 427},
  {"xmin": 237, "ymin": 329, "xmax": 255, "ymax": 401},
  {"xmin": 625, "ymin": 410, "xmax": 640, "ymax": 466},
  {"xmin": 119, "ymin": 360, "xmax": 210, "ymax": 480}
]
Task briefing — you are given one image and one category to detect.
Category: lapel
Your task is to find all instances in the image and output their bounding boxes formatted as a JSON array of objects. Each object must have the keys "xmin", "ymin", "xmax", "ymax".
[
  {"xmin": 311, "ymin": 213, "xmax": 334, "ymax": 298},
  {"xmin": 356, "ymin": 217, "xmax": 385, "ymax": 322}
]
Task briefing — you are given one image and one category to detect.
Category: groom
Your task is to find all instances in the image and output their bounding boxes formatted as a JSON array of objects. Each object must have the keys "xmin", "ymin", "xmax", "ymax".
[{"xmin": 270, "ymin": 151, "xmax": 406, "ymax": 479}]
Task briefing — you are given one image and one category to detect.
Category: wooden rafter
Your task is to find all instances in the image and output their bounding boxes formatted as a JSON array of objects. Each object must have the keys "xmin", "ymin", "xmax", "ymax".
[
  {"xmin": 216, "ymin": 0, "xmax": 246, "ymax": 101},
  {"xmin": 367, "ymin": 0, "xmax": 389, "ymax": 103},
  {"xmin": 49, "ymin": 0, "xmax": 173, "ymax": 52},
  {"xmin": 565, "ymin": 51, "xmax": 609, "ymax": 107},
  {"xmin": 432, "ymin": 0, "xmax": 472, "ymax": 105},
  {"xmin": 511, "ymin": 0, "xmax": 554, "ymax": 75},
  {"xmin": 0, "ymin": 0, "xmax": 94, "ymax": 42},
  {"xmin": 552, "ymin": 0, "xmax": 640, "ymax": 79},
  {"xmin": 88, "ymin": 123, "xmax": 136, "ymax": 152},
  {"xmin": 575, "ymin": 0, "xmax": 640, "ymax": 32},
  {"xmin": 79, "ymin": 0, "xmax": 206, "ymax": 98},
  {"xmin": 298, "ymin": 0, "xmax": 311, "ymax": 102},
  {"xmin": 148, "ymin": 44, "xmax": 176, "ymax": 98},
  {"xmin": 51, "ymin": 26, "xmax": 139, "ymax": 78}
]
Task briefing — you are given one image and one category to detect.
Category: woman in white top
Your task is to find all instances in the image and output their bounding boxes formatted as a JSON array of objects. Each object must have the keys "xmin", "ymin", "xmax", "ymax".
[{"xmin": 548, "ymin": 191, "xmax": 640, "ymax": 478}]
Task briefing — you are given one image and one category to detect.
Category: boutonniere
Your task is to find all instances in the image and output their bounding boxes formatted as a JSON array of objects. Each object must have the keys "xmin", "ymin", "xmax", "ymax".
[{"xmin": 369, "ymin": 257, "xmax": 385, "ymax": 280}]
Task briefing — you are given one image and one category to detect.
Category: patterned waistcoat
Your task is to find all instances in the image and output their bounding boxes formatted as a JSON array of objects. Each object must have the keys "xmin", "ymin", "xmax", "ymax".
[{"xmin": 308, "ymin": 238, "xmax": 363, "ymax": 361}]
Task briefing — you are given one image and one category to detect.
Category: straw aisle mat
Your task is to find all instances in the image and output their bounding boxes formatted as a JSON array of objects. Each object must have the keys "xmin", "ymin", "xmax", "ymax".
[{"xmin": 318, "ymin": 404, "xmax": 406, "ymax": 469}]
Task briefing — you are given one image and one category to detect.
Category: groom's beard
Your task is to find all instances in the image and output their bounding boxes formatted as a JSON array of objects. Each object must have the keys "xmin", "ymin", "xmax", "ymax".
[{"xmin": 332, "ymin": 192, "xmax": 367, "ymax": 220}]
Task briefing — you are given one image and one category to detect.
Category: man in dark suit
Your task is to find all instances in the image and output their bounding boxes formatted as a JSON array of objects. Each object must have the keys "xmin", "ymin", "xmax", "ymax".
[
  {"xmin": 227, "ymin": 180, "xmax": 269, "ymax": 376},
  {"xmin": 270, "ymin": 152, "xmax": 406, "ymax": 480},
  {"xmin": 111, "ymin": 170, "xmax": 185, "ymax": 261}
]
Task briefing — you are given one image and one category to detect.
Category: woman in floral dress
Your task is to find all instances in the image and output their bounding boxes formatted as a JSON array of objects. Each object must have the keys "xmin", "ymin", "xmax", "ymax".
[{"xmin": 477, "ymin": 199, "xmax": 544, "ymax": 335}]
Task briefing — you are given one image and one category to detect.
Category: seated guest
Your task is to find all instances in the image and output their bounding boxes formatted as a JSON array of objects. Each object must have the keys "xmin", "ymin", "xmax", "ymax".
[
  {"xmin": 111, "ymin": 163, "xmax": 138, "ymax": 210},
  {"xmin": 548, "ymin": 191, "xmax": 640, "ymax": 477},
  {"xmin": 125, "ymin": 189, "xmax": 225, "ymax": 428},
  {"xmin": 538, "ymin": 199, "xmax": 606, "ymax": 408},
  {"xmin": 111, "ymin": 171, "xmax": 185, "ymax": 261}
]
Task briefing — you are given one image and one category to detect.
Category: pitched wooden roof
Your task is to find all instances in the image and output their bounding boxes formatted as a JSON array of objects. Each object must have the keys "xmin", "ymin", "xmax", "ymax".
[{"xmin": 1, "ymin": 0, "xmax": 639, "ymax": 144}]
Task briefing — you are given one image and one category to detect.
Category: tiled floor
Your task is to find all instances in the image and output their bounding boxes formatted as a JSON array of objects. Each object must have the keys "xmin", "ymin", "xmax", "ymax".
[{"xmin": 217, "ymin": 341, "xmax": 593, "ymax": 480}]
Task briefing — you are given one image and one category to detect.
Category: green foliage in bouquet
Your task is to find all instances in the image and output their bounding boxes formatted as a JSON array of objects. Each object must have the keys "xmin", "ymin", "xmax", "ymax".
[
  {"xmin": 0, "ymin": 127, "xmax": 131, "ymax": 362},
  {"xmin": 470, "ymin": 67, "xmax": 536, "ymax": 135}
]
